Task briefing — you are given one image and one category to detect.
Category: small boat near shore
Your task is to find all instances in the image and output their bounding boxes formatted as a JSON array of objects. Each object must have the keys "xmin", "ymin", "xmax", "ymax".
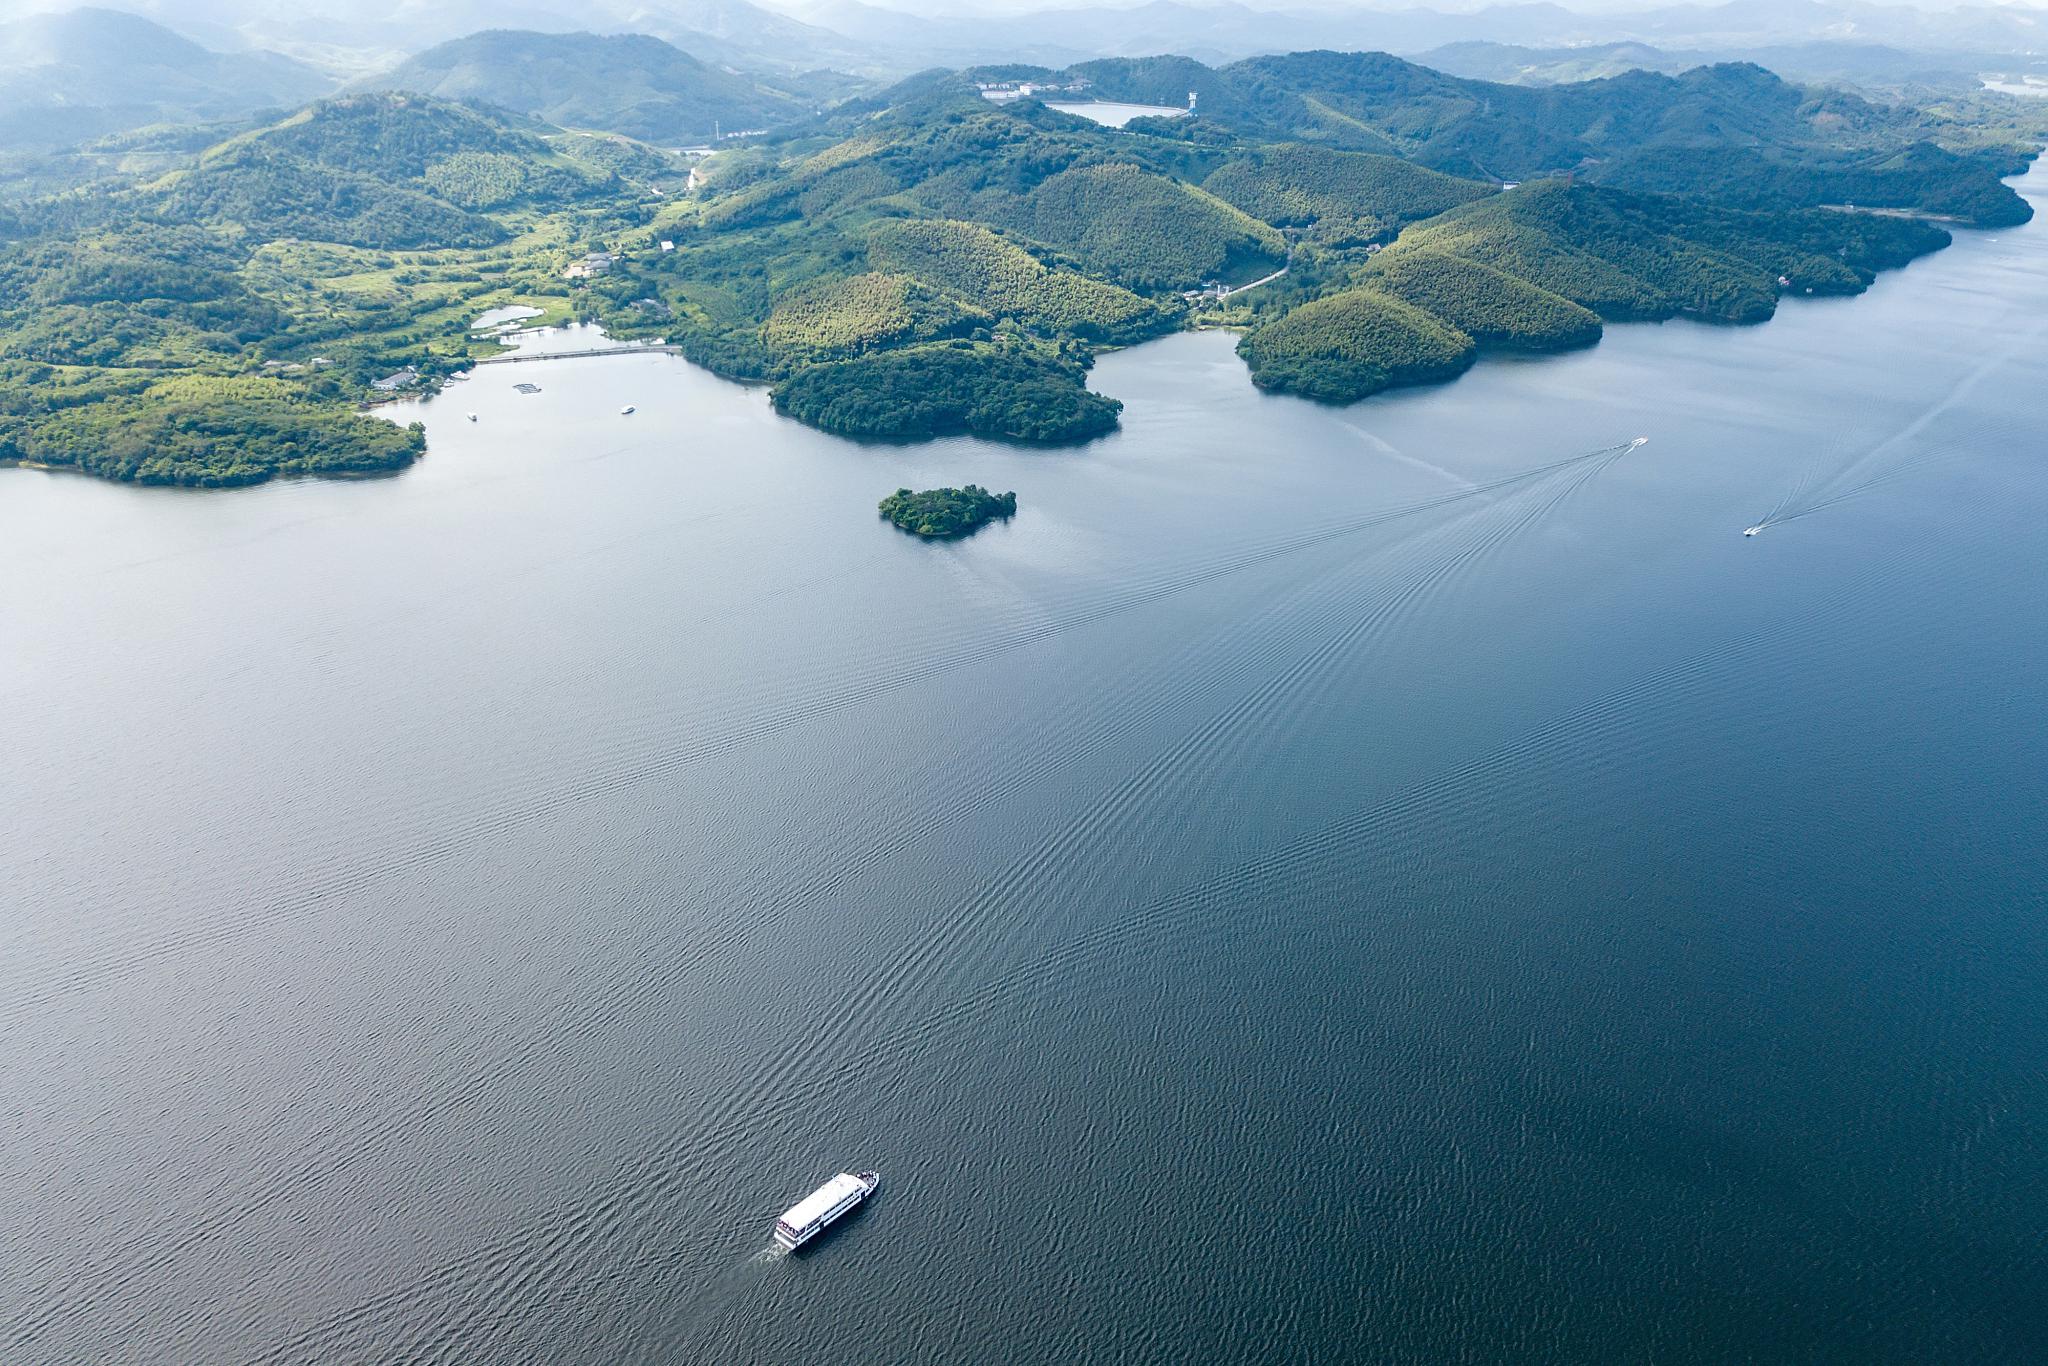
[{"xmin": 773, "ymin": 1170, "xmax": 879, "ymax": 1250}]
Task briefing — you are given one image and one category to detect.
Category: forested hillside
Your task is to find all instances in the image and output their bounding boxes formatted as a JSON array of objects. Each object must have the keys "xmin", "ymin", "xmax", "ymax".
[
  {"xmin": 1233, "ymin": 179, "xmax": 1946, "ymax": 401},
  {"xmin": 0, "ymin": 48, "xmax": 2030, "ymax": 483},
  {"xmin": 1078, "ymin": 50, "xmax": 2034, "ymax": 226},
  {"xmin": 0, "ymin": 93, "xmax": 662, "ymax": 485}
]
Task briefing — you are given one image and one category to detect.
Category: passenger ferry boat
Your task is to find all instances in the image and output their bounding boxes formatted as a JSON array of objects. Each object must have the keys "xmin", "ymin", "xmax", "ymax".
[{"xmin": 774, "ymin": 1171, "xmax": 879, "ymax": 1250}]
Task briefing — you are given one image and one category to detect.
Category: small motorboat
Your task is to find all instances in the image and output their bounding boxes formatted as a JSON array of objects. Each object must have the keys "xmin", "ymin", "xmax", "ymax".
[
  {"xmin": 466, "ymin": 413, "xmax": 479, "ymax": 423},
  {"xmin": 620, "ymin": 405, "xmax": 637, "ymax": 415},
  {"xmin": 1743, "ymin": 525, "xmax": 1763, "ymax": 537}
]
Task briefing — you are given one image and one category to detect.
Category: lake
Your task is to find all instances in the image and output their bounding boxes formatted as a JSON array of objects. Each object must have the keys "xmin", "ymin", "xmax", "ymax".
[
  {"xmin": 4, "ymin": 168, "xmax": 2047, "ymax": 1363},
  {"xmin": 1045, "ymin": 100, "xmax": 1190, "ymax": 127}
]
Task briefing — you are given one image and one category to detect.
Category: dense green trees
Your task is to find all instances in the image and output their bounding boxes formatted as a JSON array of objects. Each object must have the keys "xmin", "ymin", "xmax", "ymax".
[
  {"xmin": 1237, "ymin": 287, "xmax": 1474, "ymax": 402},
  {"xmin": 3, "ymin": 375, "xmax": 424, "ymax": 486},
  {"xmin": 0, "ymin": 93, "xmax": 641, "ymax": 486},
  {"xmin": 1400, "ymin": 180, "xmax": 1949, "ymax": 323},
  {"xmin": 1593, "ymin": 142, "xmax": 2036, "ymax": 229},
  {"xmin": 0, "ymin": 52, "xmax": 2025, "ymax": 484},
  {"xmin": 762, "ymin": 271, "xmax": 990, "ymax": 364},
  {"xmin": 1202, "ymin": 146, "xmax": 1490, "ymax": 245},
  {"xmin": 773, "ymin": 343, "xmax": 1120, "ymax": 443},
  {"xmin": 1080, "ymin": 51, "xmax": 2034, "ymax": 226},
  {"xmin": 991, "ymin": 162, "xmax": 1285, "ymax": 289},
  {"xmin": 865, "ymin": 219, "xmax": 1173, "ymax": 342},
  {"xmin": 878, "ymin": 484, "xmax": 1019, "ymax": 538},
  {"xmin": 1363, "ymin": 248, "xmax": 1603, "ymax": 349}
]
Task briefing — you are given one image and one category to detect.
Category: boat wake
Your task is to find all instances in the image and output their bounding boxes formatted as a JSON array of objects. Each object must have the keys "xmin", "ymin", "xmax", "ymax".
[{"xmin": 1744, "ymin": 317, "xmax": 2046, "ymax": 537}]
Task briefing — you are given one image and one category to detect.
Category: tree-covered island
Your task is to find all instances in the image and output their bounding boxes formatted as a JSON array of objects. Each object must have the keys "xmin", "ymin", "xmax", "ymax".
[
  {"xmin": 879, "ymin": 484, "xmax": 1019, "ymax": 538},
  {"xmin": 0, "ymin": 42, "xmax": 2038, "ymax": 486}
]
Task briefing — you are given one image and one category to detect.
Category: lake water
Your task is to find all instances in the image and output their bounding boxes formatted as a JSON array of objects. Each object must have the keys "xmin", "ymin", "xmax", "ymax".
[
  {"xmin": 1982, "ymin": 77, "xmax": 2048, "ymax": 99},
  {"xmin": 470, "ymin": 304, "xmax": 545, "ymax": 330},
  {"xmin": 1045, "ymin": 101, "xmax": 1190, "ymax": 127},
  {"xmin": 4, "ymin": 168, "xmax": 2047, "ymax": 1363}
]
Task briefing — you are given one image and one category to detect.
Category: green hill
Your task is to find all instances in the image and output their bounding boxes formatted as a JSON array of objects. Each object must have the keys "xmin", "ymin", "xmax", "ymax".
[
  {"xmin": 359, "ymin": 30, "xmax": 810, "ymax": 144},
  {"xmin": 1201, "ymin": 145, "xmax": 1491, "ymax": 246},
  {"xmin": 0, "ymin": 93, "xmax": 646, "ymax": 486},
  {"xmin": 1363, "ymin": 248, "xmax": 1603, "ymax": 350},
  {"xmin": 1237, "ymin": 286, "xmax": 1474, "ymax": 403},
  {"xmin": 1076, "ymin": 51, "xmax": 2032, "ymax": 226},
  {"xmin": 145, "ymin": 94, "xmax": 617, "ymax": 249},
  {"xmin": 989, "ymin": 162, "xmax": 1285, "ymax": 290},
  {"xmin": 0, "ymin": 55, "xmax": 2018, "ymax": 486},
  {"xmin": 865, "ymin": 218, "xmax": 1172, "ymax": 343},
  {"xmin": 762, "ymin": 271, "xmax": 989, "ymax": 364},
  {"xmin": 1397, "ymin": 180, "xmax": 1949, "ymax": 323}
]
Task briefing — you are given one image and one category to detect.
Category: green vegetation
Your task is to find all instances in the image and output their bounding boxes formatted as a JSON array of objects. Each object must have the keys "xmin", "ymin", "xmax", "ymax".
[
  {"xmin": 1085, "ymin": 51, "xmax": 2034, "ymax": 227},
  {"xmin": 1202, "ymin": 146, "xmax": 1491, "ymax": 246},
  {"xmin": 991, "ymin": 162, "xmax": 1285, "ymax": 289},
  {"xmin": 878, "ymin": 484, "xmax": 1019, "ymax": 538},
  {"xmin": 1397, "ymin": 181, "xmax": 1950, "ymax": 323},
  {"xmin": 1596, "ymin": 142, "xmax": 2036, "ymax": 228},
  {"xmin": 773, "ymin": 343, "xmax": 1120, "ymax": 443},
  {"xmin": 761, "ymin": 271, "xmax": 988, "ymax": 364},
  {"xmin": 1362, "ymin": 248, "xmax": 1603, "ymax": 350},
  {"xmin": 864, "ymin": 219, "xmax": 1171, "ymax": 342},
  {"xmin": 0, "ymin": 48, "xmax": 2030, "ymax": 487},
  {"xmin": 1237, "ymin": 288, "xmax": 1475, "ymax": 403},
  {"xmin": 0, "ymin": 371, "xmax": 424, "ymax": 486},
  {"xmin": 0, "ymin": 92, "xmax": 652, "ymax": 486}
]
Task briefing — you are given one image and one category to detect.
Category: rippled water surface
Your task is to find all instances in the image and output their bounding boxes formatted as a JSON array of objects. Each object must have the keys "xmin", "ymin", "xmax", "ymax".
[{"xmin": 5, "ymin": 169, "xmax": 2047, "ymax": 1364}]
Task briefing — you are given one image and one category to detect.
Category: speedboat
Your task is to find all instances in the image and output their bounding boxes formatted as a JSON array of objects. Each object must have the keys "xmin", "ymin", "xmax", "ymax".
[
  {"xmin": 621, "ymin": 405, "xmax": 636, "ymax": 415},
  {"xmin": 1743, "ymin": 525, "xmax": 1762, "ymax": 537},
  {"xmin": 466, "ymin": 413, "xmax": 478, "ymax": 422}
]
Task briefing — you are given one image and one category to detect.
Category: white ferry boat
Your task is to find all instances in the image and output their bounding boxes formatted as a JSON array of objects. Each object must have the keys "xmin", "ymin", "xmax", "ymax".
[{"xmin": 773, "ymin": 1170, "xmax": 879, "ymax": 1250}]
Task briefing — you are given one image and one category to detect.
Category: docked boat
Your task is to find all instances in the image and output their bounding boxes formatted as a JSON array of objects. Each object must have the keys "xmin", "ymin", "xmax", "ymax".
[{"xmin": 773, "ymin": 1171, "xmax": 879, "ymax": 1250}]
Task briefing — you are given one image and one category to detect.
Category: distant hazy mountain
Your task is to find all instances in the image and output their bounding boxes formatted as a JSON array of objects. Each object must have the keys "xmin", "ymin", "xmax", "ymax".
[
  {"xmin": 772, "ymin": 0, "xmax": 2048, "ymax": 72},
  {"xmin": 358, "ymin": 30, "xmax": 813, "ymax": 140},
  {"xmin": 11, "ymin": 0, "xmax": 2048, "ymax": 97},
  {"xmin": 0, "ymin": 6, "xmax": 332, "ymax": 149},
  {"xmin": 1411, "ymin": 39, "xmax": 2027, "ymax": 90}
]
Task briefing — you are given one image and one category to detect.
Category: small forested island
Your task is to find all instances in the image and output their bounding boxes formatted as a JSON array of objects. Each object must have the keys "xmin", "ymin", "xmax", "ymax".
[
  {"xmin": 879, "ymin": 485, "xmax": 1019, "ymax": 538},
  {"xmin": 0, "ymin": 35, "xmax": 2040, "ymax": 486}
]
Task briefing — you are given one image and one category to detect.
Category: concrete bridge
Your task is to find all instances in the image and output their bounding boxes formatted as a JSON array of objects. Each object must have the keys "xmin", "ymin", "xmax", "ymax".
[{"xmin": 474, "ymin": 344, "xmax": 681, "ymax": 366}]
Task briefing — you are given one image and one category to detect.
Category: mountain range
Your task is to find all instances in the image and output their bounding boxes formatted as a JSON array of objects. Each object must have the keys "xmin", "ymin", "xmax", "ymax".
[
  {"xmin": 355, "ymin": 30, "xmax": 820, "ymax": 142},
  {"xmin": 0, "ymin": 6, "xmax": 332, "ymax": 149}
]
